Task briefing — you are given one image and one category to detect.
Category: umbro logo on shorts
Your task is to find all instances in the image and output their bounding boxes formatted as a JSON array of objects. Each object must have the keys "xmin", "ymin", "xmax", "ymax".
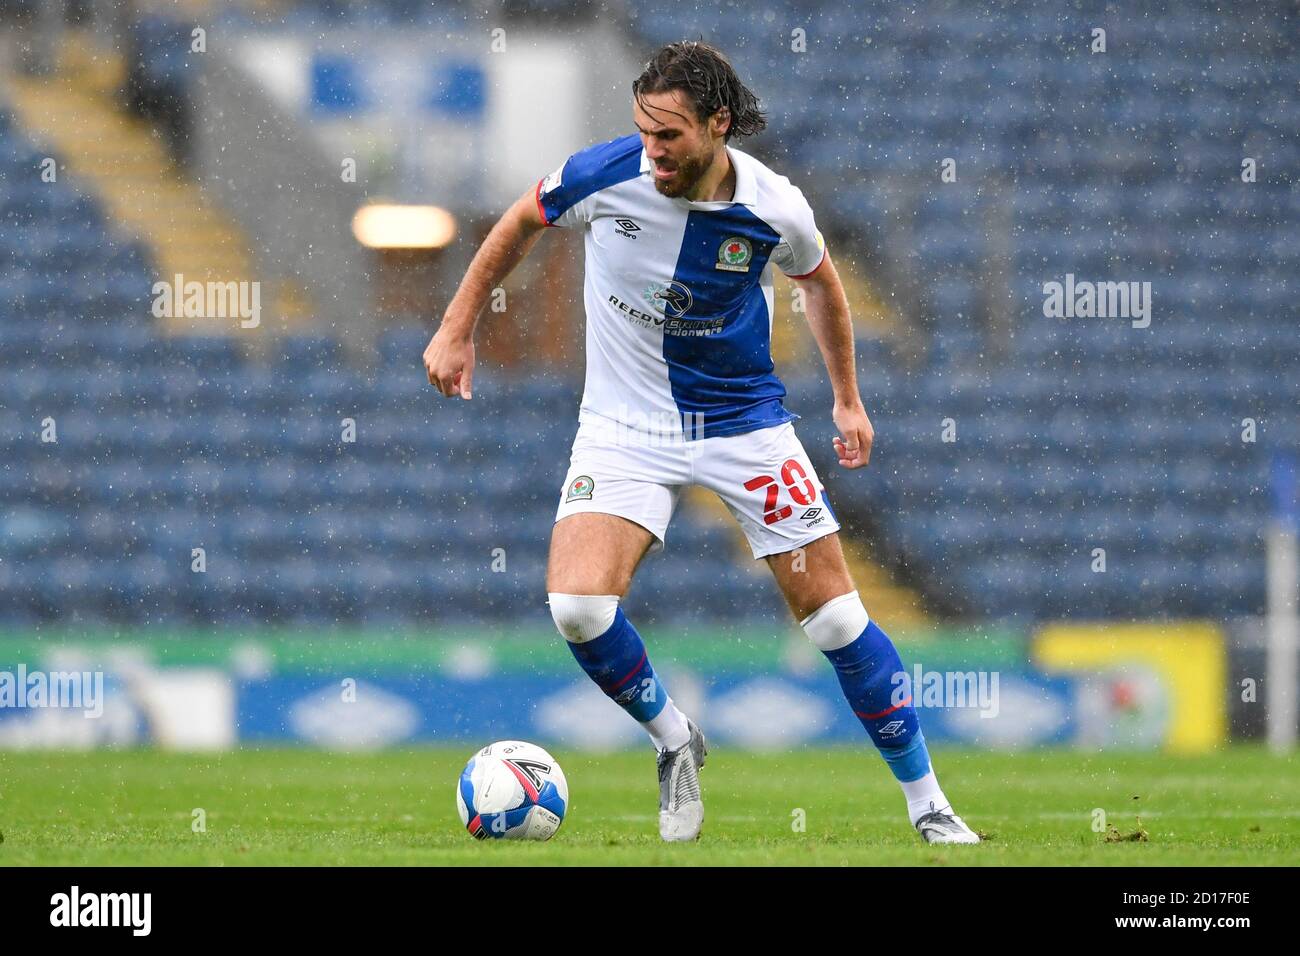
[{"xmin": 801, "ymin": 507, "xmax": 823, "ymax": 524}]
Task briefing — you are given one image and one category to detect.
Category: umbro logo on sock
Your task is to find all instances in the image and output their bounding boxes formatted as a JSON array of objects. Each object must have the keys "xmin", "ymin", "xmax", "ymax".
[{"xmin": 879, "ymin": 720, "xmax": 906, "ymax": 738}]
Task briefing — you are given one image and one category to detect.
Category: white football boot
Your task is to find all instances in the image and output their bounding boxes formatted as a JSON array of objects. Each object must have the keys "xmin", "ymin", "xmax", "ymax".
[
  {"xmin": 657, "ymin": 719, "xmax": 707, "ymax": 842},
  {"xmin": 915, "ymin": 801, "xmax": 981, "ymax": 844}
]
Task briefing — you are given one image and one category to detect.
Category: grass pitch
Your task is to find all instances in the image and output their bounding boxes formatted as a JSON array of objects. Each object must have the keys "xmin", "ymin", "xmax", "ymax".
[{"xmin": 1, "ymin": 747, "xmax": 1296, "ymax": 866}]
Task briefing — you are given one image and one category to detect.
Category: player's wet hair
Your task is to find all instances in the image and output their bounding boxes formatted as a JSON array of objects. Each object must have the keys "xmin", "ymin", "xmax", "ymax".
[{"xmin": 633, "ymin": 41, "xmax": 766, "ymax": 141}]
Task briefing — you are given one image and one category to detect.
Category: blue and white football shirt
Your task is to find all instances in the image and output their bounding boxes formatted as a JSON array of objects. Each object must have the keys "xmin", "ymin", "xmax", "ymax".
[{"xmin": 536, "ymin": 134, "xmax": 827, "ymax": 441}]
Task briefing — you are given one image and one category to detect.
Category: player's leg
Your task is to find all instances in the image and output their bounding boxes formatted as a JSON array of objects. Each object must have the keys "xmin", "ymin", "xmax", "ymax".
[
  {"xmin": 765, "ymin": 534, "xmax": 977, "ymax": 842},
  {"xmin": 547, "ymin": 511, "xmax": 653, "ymax": 596},
  {"xmin": 547, "ymin": 438, "xmax": 706, "ymax": 841},
  {"xmin": 548, "ymin": 513, "xmax": 695, "ymax": 754},
  {"xmin": 701, "ymin": 421, "xmax": 977, "ymax": 844}
]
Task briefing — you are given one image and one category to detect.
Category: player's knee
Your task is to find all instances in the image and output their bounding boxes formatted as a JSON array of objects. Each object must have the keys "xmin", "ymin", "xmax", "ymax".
[
  {"xmin": 547, "ymin": 592, "xmax": 619, "ymax": 643},
  {"xmin": 800, "ymin": 590, "xmax": 870, "ymax": 651}
]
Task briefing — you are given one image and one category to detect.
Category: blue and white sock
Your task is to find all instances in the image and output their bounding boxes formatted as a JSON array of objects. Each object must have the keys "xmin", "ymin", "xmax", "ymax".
[
  {"xmin": 801, "ymin": 591, "xmax": 950, "ymax": 823},
  {"xmin": 549, "ymin": 593, "xmax": 691, "ymax": 752}
]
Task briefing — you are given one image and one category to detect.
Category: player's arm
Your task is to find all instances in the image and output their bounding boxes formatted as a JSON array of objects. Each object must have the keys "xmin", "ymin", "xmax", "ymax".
[
  {"xmin": 792, "ymin": 252, "xmax": 874, "ymax": 469},
  {"xmin": 423, "ymin": 186, "xmax": 549, "ymax": 399}
]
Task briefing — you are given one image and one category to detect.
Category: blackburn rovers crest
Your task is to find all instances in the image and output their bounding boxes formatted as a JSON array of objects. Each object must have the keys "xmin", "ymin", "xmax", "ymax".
[
  {"xmin": 716, "ymin": 236, "xmax": 752, "ymax": 272},
  {"xmin": 565, "ymin": 475, "xmax": 595, "ymax": 502}
]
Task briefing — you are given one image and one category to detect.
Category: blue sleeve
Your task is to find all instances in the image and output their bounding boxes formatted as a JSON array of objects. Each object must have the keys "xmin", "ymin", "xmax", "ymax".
[{"xmin": 536, "ymin": 134, "xmax": 643, "ymax": 228}]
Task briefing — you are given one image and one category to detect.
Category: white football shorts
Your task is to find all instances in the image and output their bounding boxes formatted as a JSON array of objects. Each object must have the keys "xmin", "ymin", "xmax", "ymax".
[{"xmin": 554, "ymin": 415, "xmax": 841, "ymax": 560}]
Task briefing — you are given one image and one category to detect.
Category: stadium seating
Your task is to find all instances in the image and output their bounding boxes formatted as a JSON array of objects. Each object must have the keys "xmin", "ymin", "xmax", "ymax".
[
  {"xmin": 624, "ymin": 0, "xmax": 1298, "ymax": 621},
  {"xmin": 0, "ymin": 103, "xmax": 787, "ymax": 627},
  {"xmin": 3, "ymin": 0, "xmax": 1297, "ymax": 627}
]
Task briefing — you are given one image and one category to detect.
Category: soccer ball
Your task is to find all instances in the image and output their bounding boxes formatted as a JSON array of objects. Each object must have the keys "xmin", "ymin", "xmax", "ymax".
[{"xmin": 456, "ymin": 740, "xmax": 569, "ymax": 840}]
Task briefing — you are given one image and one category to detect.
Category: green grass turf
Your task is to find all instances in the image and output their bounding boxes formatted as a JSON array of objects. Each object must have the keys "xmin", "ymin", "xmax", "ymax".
[{"xmin": 1, "ymin": 747, "xmax": 1297, "ymax": 866}]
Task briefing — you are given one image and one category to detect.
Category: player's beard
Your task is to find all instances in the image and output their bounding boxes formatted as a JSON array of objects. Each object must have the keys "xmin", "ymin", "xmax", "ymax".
[{"xmin": 651, "ymin": 144, "xmax": 712, "ymax": 199}]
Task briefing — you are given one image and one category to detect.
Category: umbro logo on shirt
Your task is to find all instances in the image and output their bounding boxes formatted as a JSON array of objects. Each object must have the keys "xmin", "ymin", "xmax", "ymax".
[{"xmin": 614, "ymin": 218, "xmax": 641, "ymax": 239}]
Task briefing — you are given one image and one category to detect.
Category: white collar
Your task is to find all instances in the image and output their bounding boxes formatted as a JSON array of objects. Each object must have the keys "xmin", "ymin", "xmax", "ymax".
[{"xmin": 639, "ymin": 143, "xmax": 757, "ymax": 206}]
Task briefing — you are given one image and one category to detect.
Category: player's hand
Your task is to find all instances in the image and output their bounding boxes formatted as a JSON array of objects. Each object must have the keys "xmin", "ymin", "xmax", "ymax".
[
  {"xmin": 831, "ymin": 401, "xmax": 873, "ymax": 469},
  {"xmin": 423, "ymin": 326, "xmax": 475, "ymax": 400}
]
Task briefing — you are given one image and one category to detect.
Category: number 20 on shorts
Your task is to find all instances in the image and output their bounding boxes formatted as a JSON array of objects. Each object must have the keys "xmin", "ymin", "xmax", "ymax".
[{"xmin": 744, "ymin": 458, "xmax": 817, "ymax": 525}]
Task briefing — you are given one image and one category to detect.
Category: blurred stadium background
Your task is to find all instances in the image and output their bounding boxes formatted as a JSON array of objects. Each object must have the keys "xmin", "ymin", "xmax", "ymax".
[{"xmin": 0, "ymin": 0, "xmax": 1296, "ymax": 760}]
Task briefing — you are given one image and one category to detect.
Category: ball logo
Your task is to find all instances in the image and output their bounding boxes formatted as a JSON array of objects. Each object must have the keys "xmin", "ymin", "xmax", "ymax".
[
  {"xmin": 504, "ymin": 758, "xmax": 552, "ymax": 792},
  {"xmin": 716, "ymin": 236, "xmax": 753, "ymax": 272}
]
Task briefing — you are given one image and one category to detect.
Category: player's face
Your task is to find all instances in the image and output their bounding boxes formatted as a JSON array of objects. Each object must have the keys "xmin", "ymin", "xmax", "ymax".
[{"xmin": 634, "ymin": 89, "xmax": 724, "ymax": 198}]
